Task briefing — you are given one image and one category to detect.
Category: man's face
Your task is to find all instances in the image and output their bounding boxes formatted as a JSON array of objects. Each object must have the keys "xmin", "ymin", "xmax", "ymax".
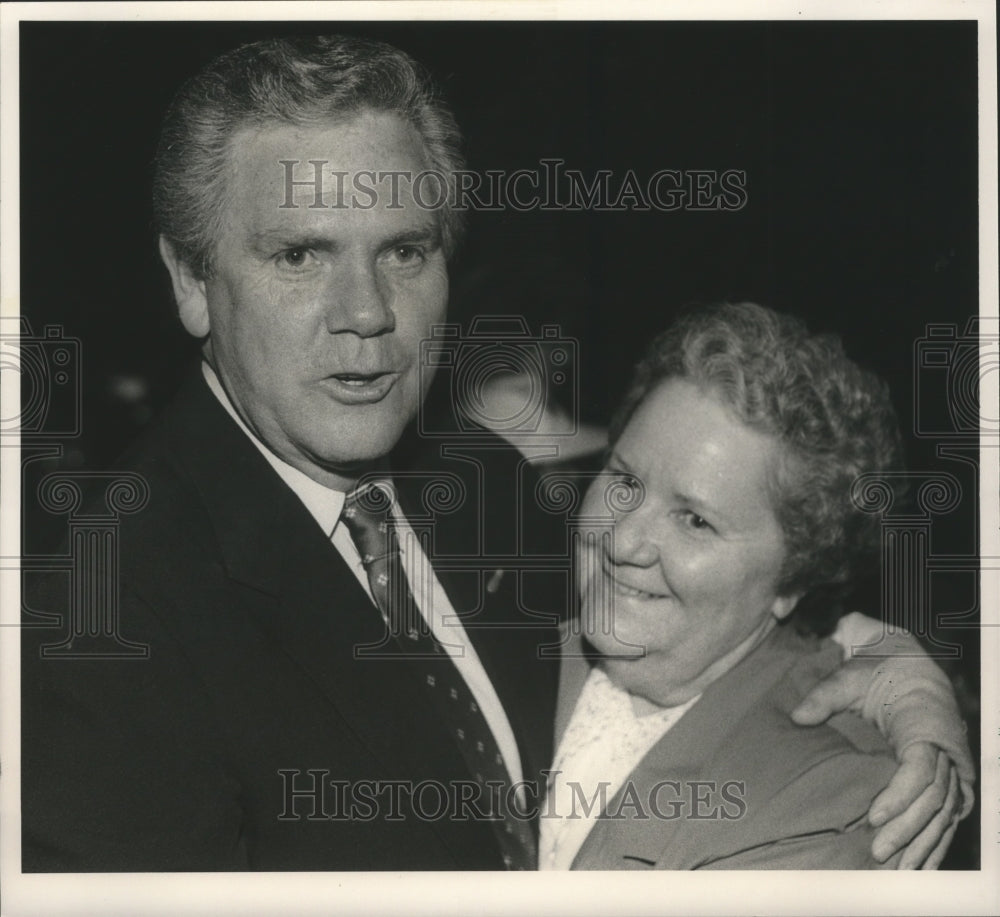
[{"xmin": 173, "ymin": 112, "xmax": 448, "ymax": 487}]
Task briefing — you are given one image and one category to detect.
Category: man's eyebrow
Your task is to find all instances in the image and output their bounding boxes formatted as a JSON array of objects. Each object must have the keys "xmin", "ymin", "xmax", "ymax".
[
  {"xmin": 246, "ymin": 224, "xmax": 442, "ymax": 251},
  {"xmin": 381, "ymin": 225, "xmax": 442, "ymax": 249},
  {"xmin": 246, "ymin": 229, "xmax": 332, "ymax": 251}
]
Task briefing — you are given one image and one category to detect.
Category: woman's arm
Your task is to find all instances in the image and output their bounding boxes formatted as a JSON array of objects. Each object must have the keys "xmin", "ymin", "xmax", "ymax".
[
  {"xmin": 791, "ymin": 611, "xmax": 974, "ymax": 868},
  {"xmin": 698, "ymin": 830, "xmax": 901, "ymax": 870},
  {"xmin": 696, "ymin": 747, "xmax": 909, "ymax": 870}
]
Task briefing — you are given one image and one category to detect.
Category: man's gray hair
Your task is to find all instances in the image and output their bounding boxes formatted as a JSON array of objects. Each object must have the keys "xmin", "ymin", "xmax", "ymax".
[{"xmin": 153, "ymin": 34, "xmax": 466, "ymax": 278}]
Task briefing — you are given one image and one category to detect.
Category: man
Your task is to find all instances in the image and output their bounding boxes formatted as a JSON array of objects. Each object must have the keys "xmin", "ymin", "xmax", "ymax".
[{"xmin": 21, "ymin": 35, "xmax": 972, "ymax": 872}]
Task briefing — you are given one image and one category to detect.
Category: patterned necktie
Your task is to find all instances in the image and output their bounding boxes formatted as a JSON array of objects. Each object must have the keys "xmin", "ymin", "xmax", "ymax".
[{"xmin": 340, "ymin": 480, "xmax": 537, "ymax": 870}]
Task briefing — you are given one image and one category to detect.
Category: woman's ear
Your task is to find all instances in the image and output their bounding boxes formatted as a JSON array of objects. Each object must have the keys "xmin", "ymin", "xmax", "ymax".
[
  {"xmin": 159, "ymin": 236, "xmax": 210, "ymax": 339},
  {"xmin": 771, "ymin": 592, "xmax": 803, "ymax": 621}
]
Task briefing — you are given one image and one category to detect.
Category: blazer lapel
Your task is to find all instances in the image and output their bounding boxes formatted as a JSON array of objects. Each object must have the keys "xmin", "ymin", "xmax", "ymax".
[
  {"xmin": 570, "ymin": 626, "xmax": 823, "ymax": 869},
  {"xmin": 554, "ymin": 631, "xmax": 594, "ymax": 748}
]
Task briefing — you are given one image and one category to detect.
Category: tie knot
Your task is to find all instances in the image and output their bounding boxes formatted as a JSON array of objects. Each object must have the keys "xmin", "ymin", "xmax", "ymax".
[{"xmin": 344, "ymin": 479, "xmax": 396, "ymax": 520}]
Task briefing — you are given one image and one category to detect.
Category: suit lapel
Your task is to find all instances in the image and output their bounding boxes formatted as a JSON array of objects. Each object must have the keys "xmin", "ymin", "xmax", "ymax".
[
  {"xmin": 393, "ymin": 453, "xmax": 561, "ymax": 790},
  {"xmin": 163, "ymin": 374, "xmax": 501, "ymax": 863}
]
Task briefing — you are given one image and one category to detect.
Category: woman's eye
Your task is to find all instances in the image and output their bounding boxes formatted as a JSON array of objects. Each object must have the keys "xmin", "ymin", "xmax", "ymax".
[
  {"xmin": 680, "ymin": 510, "xmax": 711, "ymax": 531},
  {"xmin": 602, "ymin": 470, "xmax": 645, "ymax": 513},
  {"xmin": 621, "ymin": 473, "xmax": 641, "ymax": 494},
  {"xmin": 606, "ymin": 470, "xmax": 640, "ymax": 495}
]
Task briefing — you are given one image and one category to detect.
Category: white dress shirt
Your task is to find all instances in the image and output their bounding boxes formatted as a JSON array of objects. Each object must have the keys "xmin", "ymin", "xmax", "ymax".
[{"xmin": 202, "ymin": 363, "xmax": 525, "ymax": 791}]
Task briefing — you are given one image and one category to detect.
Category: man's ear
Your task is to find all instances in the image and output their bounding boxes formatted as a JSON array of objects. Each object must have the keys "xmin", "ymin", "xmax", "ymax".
[
  {"xmin": 771, "ymin": 592, "xmax": 802, "ymax": 621},
  {"xmin": 159, "ymin": 235, "xmax": 210, "ymax": 339}
]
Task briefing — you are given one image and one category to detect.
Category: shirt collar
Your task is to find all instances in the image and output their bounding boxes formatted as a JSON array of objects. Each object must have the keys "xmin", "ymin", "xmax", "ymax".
[{"xmin": 202, "ymin": 362, "xmax": 345, "ymax": 536}]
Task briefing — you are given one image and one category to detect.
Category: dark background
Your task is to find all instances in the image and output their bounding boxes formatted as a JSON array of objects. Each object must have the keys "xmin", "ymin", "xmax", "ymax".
[{"xmin": 19, "ymin": 20, "xmax": 982, "ymax": 867}]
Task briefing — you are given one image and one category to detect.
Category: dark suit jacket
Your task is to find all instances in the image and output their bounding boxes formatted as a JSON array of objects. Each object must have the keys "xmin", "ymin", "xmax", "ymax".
[
  {"xmin": 556, "ymin": 626, "xmax": 899, "ymax": 870},
  {"xmin": 22, "ymin": 372, "xmax": 564, "ymax": 871}
]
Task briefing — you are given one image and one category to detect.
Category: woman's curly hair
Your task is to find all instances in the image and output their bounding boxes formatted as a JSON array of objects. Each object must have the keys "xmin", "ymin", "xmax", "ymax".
[{"xmin": 609, "ymin": 302, "xmax": 903, "ymax": 634}]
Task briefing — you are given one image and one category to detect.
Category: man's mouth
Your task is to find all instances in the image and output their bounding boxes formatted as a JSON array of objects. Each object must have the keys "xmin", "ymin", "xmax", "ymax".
[
  {"xmin": 332, "ymin": 372, "xmax": 391, "ymax": 386},
  {"xmin": 323, "ymin": 371, "xmax": 399, "ymax": 403}
]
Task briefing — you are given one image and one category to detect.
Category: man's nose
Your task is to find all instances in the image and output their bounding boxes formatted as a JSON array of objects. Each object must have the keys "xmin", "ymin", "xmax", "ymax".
[
  {"xmin": 608, "ymin": 504, "xmax": 659, "ymax": 567},
  {"xmin": 323, "ymin": 261, "xmax": 395, "ymax": 337}
]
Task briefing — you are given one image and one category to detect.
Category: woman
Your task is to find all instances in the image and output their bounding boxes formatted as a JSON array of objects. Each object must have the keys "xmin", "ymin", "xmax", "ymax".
[{"xmin": 541, "ymin": 302, "xmax": 965, "ymax": 870}]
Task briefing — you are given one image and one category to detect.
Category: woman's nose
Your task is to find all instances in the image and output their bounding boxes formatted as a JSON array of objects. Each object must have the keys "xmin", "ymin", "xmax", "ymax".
[{"xmin": 609, "ymin": 505, "xmax": 660, "ymax": 567}]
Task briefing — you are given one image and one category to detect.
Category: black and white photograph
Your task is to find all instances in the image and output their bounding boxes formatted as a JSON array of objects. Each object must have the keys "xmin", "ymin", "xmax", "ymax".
[{"xmin": 1, "ymin": 2, "xmax": 996, "ymax": 915}]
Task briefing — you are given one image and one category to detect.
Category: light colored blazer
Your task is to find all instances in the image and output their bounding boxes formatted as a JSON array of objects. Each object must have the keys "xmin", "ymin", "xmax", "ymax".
[{"xmin": 556, "ymin": 625, "xmax": 900, "ymax": 869}]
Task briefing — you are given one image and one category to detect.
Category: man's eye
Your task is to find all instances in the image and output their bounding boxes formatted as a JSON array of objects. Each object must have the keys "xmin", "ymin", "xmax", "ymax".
[
  {"xmin": 389, "ymin": 245, "xmax": 425, "ymax": 265},
  {"xmin": 278, "ymin": 248, "xmax": 313, "ymax": 268}
]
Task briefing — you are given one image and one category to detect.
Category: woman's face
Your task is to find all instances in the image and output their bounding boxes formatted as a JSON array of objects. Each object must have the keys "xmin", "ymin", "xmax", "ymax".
[{"xmin": 577, "ymin": 378, "xmax": 800, "ymax": 706}]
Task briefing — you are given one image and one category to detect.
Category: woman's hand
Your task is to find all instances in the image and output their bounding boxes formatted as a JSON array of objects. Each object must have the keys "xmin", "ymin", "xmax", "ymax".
[
  {"xmin": 868, "ymin": 743, "xmax": 962, "ymax": 868},
  {"xmin": 791, "ymin": 615, "xmax": 974, "ymax": 868}
]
